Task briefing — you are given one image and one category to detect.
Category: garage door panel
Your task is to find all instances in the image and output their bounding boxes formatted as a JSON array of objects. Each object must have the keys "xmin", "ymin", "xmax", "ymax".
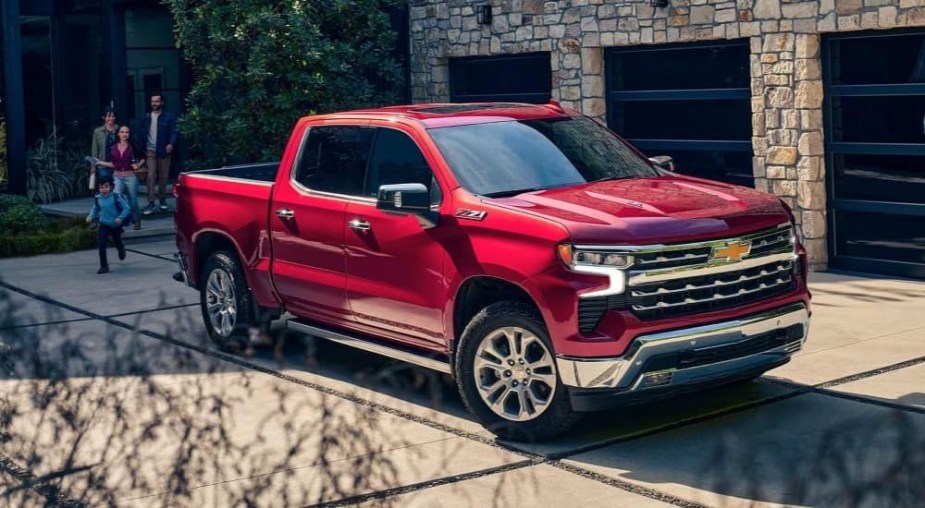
[
  {"xmin": 825, "ymin": 31, "xmax": 925, "ymax": 279},
  {"xmin": 606, "ymin": 40, "xmax": 753, "ymax": 187},
  {"xmin": 834, "ymin": 153, "xmax": 925, "ymax": 205},
  {"xmin": 449, "ymin": 53, "xmax": 551, "ymax": 104}
]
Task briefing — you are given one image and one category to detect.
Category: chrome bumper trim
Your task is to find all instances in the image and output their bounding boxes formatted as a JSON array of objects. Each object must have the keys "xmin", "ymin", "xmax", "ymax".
[{"xmin": 556, "ymin": 303, "xmax": 809, "ymax": 389}]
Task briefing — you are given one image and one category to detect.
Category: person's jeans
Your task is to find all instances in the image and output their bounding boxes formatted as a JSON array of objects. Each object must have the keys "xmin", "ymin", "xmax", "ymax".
[
  {"xmin": 113, "ymin": 172, "xmax": 139, "ymax": 221},
  {"xmin": 145, "ymin": 151, "xmax": 171, "ymax": 204},
  {"xmin": 95, "ymin": 165, "xmax": 113, "ymax": 181},
  {"xmin": 97, "ymin": 224, "xmax": 125, "ymax": 268}
]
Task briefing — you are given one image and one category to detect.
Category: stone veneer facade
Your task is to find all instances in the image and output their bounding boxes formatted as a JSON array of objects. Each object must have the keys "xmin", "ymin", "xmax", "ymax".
[{"xmin": 410, "ymin": 0, "xmax": 925, "ymax": 270}]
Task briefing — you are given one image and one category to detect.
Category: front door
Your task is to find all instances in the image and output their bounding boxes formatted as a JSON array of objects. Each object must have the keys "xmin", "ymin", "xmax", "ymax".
[
  {"xmin": 269, "ymin": 122, "xmax": 374, "ymax": 322},
  {"xmin": 344, "ymin": 126, "xmax": 449, "ymax": 348}
]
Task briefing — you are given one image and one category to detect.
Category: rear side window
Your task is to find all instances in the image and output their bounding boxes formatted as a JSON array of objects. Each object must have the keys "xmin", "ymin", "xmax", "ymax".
[
  {"xmin": 293, "ymin": 126, "xmax": 374, "ymax": 196},
  {"xmin": 364, "ymin": 128, "xmax": 435, "ymax": 197}
]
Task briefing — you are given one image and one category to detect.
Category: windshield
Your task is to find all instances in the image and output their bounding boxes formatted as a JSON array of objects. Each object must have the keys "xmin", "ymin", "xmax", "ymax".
[{"xmin": 428, "ymin": 116, "xmax": 660, "ymax": 197}]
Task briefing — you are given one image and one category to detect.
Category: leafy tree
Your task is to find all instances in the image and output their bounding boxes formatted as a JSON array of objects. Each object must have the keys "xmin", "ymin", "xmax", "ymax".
[{"xmin": 165, "ymin": 0, "xmax": 405, "ymax": 168}]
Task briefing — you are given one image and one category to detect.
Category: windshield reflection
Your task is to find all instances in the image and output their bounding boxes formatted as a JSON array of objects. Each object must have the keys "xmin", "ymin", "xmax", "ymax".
[{"xmin": 429, "ymin": 117, "xmax": 659, "ymax": 197}]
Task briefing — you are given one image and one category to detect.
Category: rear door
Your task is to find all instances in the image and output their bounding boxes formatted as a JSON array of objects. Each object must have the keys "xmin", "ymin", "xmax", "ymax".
[
  {"xmin": 269, "ymin": 121, "xmax": 374, "ymax": 322},
  {"xmin": 343, "ymin": 125, "xmax": 449, "ymax": 348}
]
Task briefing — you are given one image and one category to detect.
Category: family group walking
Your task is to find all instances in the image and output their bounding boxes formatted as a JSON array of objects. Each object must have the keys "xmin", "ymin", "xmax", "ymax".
[{"xmin": 86, "ymin": 93, "xmax": 178, "ymax": 274}]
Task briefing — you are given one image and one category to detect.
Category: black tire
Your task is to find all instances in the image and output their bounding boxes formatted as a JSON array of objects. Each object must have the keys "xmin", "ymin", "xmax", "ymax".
[
  {"xmin": 455, "ymin": 301, "xmax": 582, "ymax": 441},
  {"xmin": 199, "ymin": 250, "xmax": 254, "ymax": 352}
]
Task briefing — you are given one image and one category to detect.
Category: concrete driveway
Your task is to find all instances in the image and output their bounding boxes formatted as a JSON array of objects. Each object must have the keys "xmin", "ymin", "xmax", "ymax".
[{"xmin": 1, "ymin": 238, "xmax": 923, "ymax": 507}]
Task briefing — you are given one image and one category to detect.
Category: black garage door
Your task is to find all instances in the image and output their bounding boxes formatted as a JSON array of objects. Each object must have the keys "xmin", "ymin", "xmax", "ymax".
[
  {"xmin": 824, "ymin": 31, "xmax": 925, "ymax": 279},
  {"xmin": 449, "ymin": 53, "xmax": 551, "ymax": 103},
  {"xmin": 606, "ymin": 41, "xmax": 753, "ymax": 187}
]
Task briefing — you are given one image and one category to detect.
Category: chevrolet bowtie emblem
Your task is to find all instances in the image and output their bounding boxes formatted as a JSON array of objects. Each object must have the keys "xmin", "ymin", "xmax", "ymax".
[{"xmin": 712, "ymin": 241, "xmax": 751, "ymax": 262}]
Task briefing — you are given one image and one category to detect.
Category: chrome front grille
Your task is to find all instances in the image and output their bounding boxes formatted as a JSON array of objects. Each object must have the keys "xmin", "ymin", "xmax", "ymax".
[
  {"xmin": 627, "ymin": 225, "xmax": 794, "ymax": 272},
  {"xmin": 575, "ymin": 224, "xmax": 799, "ymax": 332},
  {"xmin": 628, "ymin": 260, "xmax": 794, "ymax": 320}
]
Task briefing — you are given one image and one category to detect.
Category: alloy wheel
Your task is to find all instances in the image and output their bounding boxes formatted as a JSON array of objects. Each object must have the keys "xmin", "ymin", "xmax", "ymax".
[
  {"xmin": 205, "ymin": 268, "xmax": 237, "ymax": 337},
  {"xmin": 473, "ymin": 326, "xmax": 557, "ymax": 422}
]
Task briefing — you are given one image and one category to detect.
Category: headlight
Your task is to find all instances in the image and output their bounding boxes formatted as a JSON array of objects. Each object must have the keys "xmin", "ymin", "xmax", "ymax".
[
  {"xmin": 557, "ymin": 244, "xmax": 634, "ymax": 269},
  {"xmin": 557, "ymin": 244, "xmax": 633, "ymax": 297}
]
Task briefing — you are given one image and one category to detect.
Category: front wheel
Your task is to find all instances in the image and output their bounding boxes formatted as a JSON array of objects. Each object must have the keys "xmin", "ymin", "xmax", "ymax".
[
  {"xmin": 199, "ymin": 250, "xmax": 253, "ymax": 350},
  {"xmin": 455, "ymin": 301, "xmax": 581, "ymax": 441}
]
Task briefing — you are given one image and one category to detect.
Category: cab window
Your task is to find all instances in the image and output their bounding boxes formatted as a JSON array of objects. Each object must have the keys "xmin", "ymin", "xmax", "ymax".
[
  {"xmin": 293, "ymin": 125, "xmax": 374, "ymax": 196},
  {"xmin": 364, "ymin": 128, "xmax": 439, "ymax": 203}
]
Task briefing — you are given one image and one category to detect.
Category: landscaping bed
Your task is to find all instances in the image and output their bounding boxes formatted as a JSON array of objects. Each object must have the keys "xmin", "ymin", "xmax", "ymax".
[{"xmin": 0, "ymin": 194, "xmax": 96, "ymax": 258}]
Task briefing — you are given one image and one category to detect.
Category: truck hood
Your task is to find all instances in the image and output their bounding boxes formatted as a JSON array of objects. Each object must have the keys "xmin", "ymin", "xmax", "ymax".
[{"xmin": 491, "ymin": 176, "xmax": 790, "ymax": 244}]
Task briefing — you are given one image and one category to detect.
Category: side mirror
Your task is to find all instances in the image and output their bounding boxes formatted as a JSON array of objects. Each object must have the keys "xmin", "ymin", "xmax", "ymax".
[
  {"xmin": 648, "ymin": 155, "xmax": 675, "ymax": 172},
  {"xmin": 377, "ymin": 183, "xmax": 430, "ymax": 213},
  {"xmin": 377, "ymin": 183, "xmax": 439, "ymax": 228}
]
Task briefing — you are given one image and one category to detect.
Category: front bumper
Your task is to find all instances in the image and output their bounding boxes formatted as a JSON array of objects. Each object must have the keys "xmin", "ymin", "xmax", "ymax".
[{"xmin": 556, "ymin": 303, "xmax": 809, "ymax": 411}]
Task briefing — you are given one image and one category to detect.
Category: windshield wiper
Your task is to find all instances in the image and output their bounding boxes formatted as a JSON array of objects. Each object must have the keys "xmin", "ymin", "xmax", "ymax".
[
  {"xmin": 591, "ymin": 176, "xmax": 631, "ymax": 183},
  {"xmin": 482, "ymin": 188, "xmax": 545, "ymax": 198}
]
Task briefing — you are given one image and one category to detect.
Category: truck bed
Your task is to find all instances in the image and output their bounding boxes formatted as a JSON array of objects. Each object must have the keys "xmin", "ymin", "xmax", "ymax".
[{"xmin": 190, "ymin": 162, "xmax": 279, "ymax": 182}]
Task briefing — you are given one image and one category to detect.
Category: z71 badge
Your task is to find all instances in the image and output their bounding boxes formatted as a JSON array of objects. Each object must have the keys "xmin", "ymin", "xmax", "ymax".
[{"xmin": 454, "ymin": 209, "xmax": 487, "ymax": 221}]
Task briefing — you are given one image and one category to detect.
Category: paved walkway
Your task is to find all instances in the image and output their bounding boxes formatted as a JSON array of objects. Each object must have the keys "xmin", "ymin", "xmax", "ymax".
[
  {"xmin": 40, "ymin": 191, "xmax": 176, "ymax": 240},
  {"xmin": 1, "ymin": 241, "xmax": 923, "ymax": 507}
]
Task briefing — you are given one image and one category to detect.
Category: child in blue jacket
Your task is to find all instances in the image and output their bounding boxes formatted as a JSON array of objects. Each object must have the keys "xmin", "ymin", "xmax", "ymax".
[{"xmin": 86, "ymin": 176, "xmax": 130, "ymax": 274}]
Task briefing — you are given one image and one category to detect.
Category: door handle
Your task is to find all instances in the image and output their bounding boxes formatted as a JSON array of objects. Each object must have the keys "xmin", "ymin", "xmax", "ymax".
[
  {"xmin": 348, "ymin": 218, "xmax": 371, "ymax": 231},
  {"xmin": 276, "ymin": 208, "xmax": 295, "ymax": 220}
]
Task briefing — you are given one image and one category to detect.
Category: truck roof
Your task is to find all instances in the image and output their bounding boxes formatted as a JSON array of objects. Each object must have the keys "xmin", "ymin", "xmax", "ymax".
[{"xmin": 309, "ymin": 102, "xmax": 575, "ymax": 128}]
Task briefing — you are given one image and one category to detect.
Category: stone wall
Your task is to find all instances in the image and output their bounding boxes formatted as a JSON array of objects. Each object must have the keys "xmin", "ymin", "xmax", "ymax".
[{"xmin": 410, "ymin": 0, "xmax": 925, "ymax": 270}]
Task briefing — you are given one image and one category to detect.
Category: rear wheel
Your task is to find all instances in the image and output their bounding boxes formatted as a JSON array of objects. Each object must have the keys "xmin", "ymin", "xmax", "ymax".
[
  {"xmin": 455, "ymin": 301, "xmax": 581, "ymax": 441},
  {"xmin": 200, "ymin": 250, "xmax": 253, "ymax": 351}
]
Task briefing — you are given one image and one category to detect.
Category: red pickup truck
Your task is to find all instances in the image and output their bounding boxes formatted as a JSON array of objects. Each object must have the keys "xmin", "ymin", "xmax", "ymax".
[{"xmin": 173, "ymin": 102, "xmax": 811, "ymax": 440}]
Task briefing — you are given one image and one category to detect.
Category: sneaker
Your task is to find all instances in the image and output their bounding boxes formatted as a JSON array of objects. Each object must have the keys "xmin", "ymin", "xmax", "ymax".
[
  {"xmin": 97, "ymin": 267, "xmax": 109, "ymax": 274},
  {"xmin": 118, "ymin": 247, "xmax": 126, "ymax": 261},
  {"xmin": 133, "ymin": 222, "xmax": 141, "ymax": 231},
  {"xmin": 143, "ymin": 202, "xmax": 157, "ymax": 215},
  {"xmin": 159, "ymin": 200, "xmax": 169, "ymax": 211}
]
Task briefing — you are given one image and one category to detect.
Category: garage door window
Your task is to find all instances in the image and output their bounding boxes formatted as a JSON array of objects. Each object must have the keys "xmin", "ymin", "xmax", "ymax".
[{"xmin": 606, "ymin": 41, "xmax": 753, "ymax": 187}]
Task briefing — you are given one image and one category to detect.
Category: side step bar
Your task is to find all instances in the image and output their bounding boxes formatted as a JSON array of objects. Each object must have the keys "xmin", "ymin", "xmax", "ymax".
[{"xmin": 286, "ymin": 320, "xmax": 452, "ymax": 375}]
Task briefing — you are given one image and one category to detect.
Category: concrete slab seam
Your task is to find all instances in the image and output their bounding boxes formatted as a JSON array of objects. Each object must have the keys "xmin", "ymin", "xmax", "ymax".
[
  {"xmin": 124, "ymin": 248, "xmax": 176, "ymax": 262},
  {"xmin": 0, "ymin": 455, "xmax": 86, "ymax": 508},
  {"xmin": 104, "ymin": 303, "xmax": 199, "ymax": 319},
  {"xmin": 549, "ymin": 461, "xmax": 707, "ymax": 508},
  {"xmin": 0, "ymin": 317, "xmax": 95, "ymax": 331},
  {"xmin": 114, "ymin": 436, "xmax": 460, "ymax": 504},
  {"xmin": 306, "ymin": 459, "xmax": 542, "ymax": 508},
  {"xmin": 815, "ymin": 356, "xmax": 925, "ymax": 389}
]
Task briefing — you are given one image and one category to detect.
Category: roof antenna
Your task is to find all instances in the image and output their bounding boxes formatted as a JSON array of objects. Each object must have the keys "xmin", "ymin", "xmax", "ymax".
[{"xmin": 547, "ymin": 98, "xmax": 564, "ymax": 113}]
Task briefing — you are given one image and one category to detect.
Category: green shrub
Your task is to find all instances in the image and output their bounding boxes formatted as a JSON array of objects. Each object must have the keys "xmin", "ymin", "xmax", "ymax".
[
  {"xmin": 0, "ymin": 203, "xmax": 50, "ymax": 235},
  {"xmin": 0, "ymin": 217, "xmax": 96, "ymax": 258},
  {"xmin": 0, "ymin": 193, "xmax": 33, "ymax": 213},
  {"xmin": 26, "ymin": 133, "xmax": 73, "ymax": 204}
]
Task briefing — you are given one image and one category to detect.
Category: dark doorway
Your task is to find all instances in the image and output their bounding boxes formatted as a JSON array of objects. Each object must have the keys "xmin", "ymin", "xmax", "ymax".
[
  {"xmin": 449, "ymin": 52, "xmax": 551, "ymax": 103},
  {"xmin": 824, "ymin": 30, "xmax": 925, "ymax": 279},
  {"xmin": 606, "ymin": 41, "xmax": 753, "ymax": 187}
]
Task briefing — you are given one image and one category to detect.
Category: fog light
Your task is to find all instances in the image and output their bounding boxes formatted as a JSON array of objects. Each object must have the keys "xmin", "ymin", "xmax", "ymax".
[{"xmin": 639, "ymin": 371, "xmax": 673, "ymax": 388}]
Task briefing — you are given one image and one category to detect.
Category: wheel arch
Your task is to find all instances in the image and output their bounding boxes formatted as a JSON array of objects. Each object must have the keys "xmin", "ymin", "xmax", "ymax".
[
  {"xmin": 192, "ymin": 230, "xmax": 244, "ymax": 289},
  {"xmin": 452, "ymin": 276, "xmax": 544, "ymax": 353}
]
